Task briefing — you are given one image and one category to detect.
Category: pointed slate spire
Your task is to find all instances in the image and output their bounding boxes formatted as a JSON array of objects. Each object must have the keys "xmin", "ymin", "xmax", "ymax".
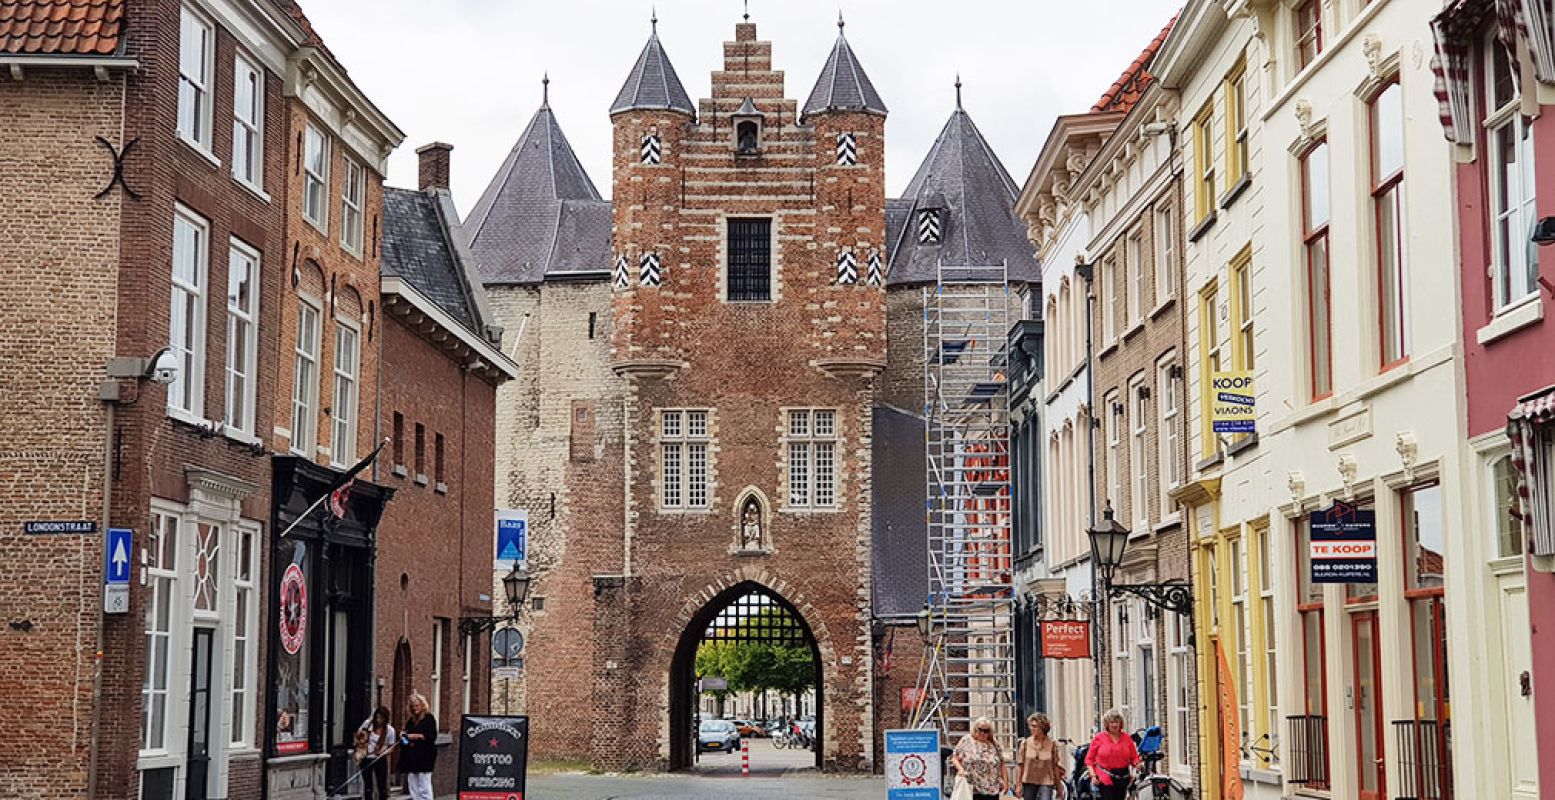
[
  {"xmin": 883, "ymin": 100, "xmax": 1040, "ymax": 285},
  {"xmin": 465, "ymin": 79, "xmax": 611, "ymax": 285},
  {"xmin": 610, "ymin": 14, "xmax": 696, "ymax": 117},
  {"xmin": 802, "ymin": 16, "xmax": 888, "ymax": 120}
]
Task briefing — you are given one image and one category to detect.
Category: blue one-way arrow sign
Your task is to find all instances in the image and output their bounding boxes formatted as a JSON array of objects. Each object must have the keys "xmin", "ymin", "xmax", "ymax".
[{"xmin": 105, "ymin": 528, "xmax": 131, "ymax": 584}]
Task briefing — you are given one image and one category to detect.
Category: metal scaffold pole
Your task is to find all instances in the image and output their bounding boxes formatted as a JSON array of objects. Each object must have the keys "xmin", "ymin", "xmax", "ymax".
[{"xmin": 913, "ymin": 258, "xmax": 1018, "ymax": 752}]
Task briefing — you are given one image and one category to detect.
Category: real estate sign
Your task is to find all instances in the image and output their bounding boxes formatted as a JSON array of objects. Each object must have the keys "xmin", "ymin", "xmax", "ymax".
[
  {"xmin": 1309, "ymin": 500, "xmax": 1377, "ymax": 583},
  {"xmin": 495, "ymin": 509, "xmax": 527, "ymax": 568},
  {"xmin": 1209, "ymin": 370, "xmax": 1256, "ymax": 434}
]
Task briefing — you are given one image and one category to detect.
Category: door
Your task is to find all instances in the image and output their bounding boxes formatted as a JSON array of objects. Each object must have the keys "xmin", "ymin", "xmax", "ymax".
[
  {"xmin": 1500, "ymin": 578, "xmax": 1538, "ymax": 798},
  {"xmin": 186, "ymin": 628, "xmax": 215, "ymax": 800},
  {"xmin": 1351, "ymin": 611, "xmax": 1385, "ymax": 800}
]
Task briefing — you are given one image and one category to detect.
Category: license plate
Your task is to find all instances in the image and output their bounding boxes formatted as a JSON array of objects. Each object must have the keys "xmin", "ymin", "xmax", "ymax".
[{"xmin": 704, "ymin": 743, "xmax": 720, "ymax": 749}]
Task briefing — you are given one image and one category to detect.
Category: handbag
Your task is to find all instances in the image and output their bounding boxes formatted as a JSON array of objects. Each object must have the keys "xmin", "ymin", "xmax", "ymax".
[{"xmin": 950, "ymin": 774, "xmax": 974, "ymax": 800}]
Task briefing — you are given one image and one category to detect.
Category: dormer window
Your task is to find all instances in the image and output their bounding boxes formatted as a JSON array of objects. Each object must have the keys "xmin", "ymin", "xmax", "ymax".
[
  {"xmin": 732, "ymin": 97, "xmax": 764, "ymax": 157},
  {"xmin": 918, "ymin": 209, "xmax": 943, "ymax": 244}
]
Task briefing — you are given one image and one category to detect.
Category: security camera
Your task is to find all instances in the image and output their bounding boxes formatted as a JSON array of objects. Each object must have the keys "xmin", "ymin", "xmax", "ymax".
[{"xmin": 149, "ymin": 348, "xmax": 178, "ymax": 386}]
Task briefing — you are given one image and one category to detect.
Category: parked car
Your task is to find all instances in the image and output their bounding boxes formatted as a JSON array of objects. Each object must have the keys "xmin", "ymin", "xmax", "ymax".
[
  {"xmin": 698, "ymin": 720, "xmax": 741, "ymax": 753},
  {"xmin": 733, "ymin": 719, "xmax": 767, "ymax": 738}
]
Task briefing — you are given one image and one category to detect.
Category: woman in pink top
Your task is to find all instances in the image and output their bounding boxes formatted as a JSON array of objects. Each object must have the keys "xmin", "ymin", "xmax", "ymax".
[{"xmin": 1085, "ymin": 709, "xmax": 1140, "ymax": 800}]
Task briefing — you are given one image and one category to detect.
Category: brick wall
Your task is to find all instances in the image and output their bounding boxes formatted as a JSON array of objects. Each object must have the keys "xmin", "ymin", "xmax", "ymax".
[
  {"xmin": 375, "ymin": 315, "xmax": 499, "ymax": 795},
  {"xmin": 0, "ymin": 67, "xmax": 125, "ymax": 800}
]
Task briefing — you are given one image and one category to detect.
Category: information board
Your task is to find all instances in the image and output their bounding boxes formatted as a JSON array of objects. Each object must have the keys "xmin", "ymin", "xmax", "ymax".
[{"xmin": 885, "ymin": 729, "xmax": 941, "ymax": 800}]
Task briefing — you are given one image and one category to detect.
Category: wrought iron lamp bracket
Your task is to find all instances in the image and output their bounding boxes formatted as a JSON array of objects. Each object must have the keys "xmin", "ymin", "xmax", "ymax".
[
  {"xmin": 1107, "ymin": 580, "xmax": 1193, "ymax": 616},
  {"xmin": 459, "ymin": 614, "xmax": 514, "ymax": 638}
]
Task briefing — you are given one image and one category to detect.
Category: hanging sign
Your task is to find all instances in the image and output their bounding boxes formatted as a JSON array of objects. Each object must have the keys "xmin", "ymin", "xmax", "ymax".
[
  {"xmin": 885, "ymin": 729, "xmax": 942, "ymax": 800},
  {"xmin": 495, "ymin": 509, "xmax": 528, "ymax": 568},
  {"xmin": 457, "ymin": 715, "xmax": 529, "ymax": 800},
  {"xmin": 1308, "ymin": 500, "xmax": 1377, "ymax": 584},
  {"xmin": 1041, "ymin": 620, "xmax": 1091, "ymax": 660},
  {"xmin": 278, "ymin": 564, "xmax": 308, "ymax": 655},
  {"xmin": 1209, "ymin": 370, "xmax": 1256, "ymax": 434}
]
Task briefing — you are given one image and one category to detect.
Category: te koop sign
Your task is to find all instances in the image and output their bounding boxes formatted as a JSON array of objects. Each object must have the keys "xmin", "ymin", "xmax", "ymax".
[{"xmin": 1309, "ymin": 500, "xmax": 1377, "ymax": 584}]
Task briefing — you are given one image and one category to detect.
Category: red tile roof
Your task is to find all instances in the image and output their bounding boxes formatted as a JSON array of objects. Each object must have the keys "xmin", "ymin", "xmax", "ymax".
[
  {"xmin": 1091, "ymin": 12, "xmax": 1179, "ymax": 114},
  {"xmin": 0, "ymin": 0, "xmax": 125, "ymax": 56}
]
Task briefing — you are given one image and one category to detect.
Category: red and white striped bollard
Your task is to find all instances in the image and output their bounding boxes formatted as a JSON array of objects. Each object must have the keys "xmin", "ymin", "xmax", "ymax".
[{"xmin": 741, "ymin": 736, "xmax": 750, "ymax": 776}]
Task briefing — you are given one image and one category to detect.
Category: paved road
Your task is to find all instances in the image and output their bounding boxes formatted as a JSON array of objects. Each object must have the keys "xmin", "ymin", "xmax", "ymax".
[{"xmin": 523, "ymin": 738, "xmax": 882, "ymax": 799}]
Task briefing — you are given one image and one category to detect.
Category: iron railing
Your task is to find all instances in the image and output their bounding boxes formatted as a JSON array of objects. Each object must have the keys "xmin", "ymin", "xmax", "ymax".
[
  {"xmin": 1285, "ymin": 715, "xmax": 1330, "ymax": 789},
  {"xmin": 1392, "ymin": 719, "xmax": 1452, "ymax": 800}
]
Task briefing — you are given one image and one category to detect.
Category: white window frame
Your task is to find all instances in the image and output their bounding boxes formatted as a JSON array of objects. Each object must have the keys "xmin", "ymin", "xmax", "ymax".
[
  {"xmin": 1113, "ymin": 600, "xmax": 1133, "ymax": 723},
  {"xmin": 177, "ymin": 4, "xmax": 215, "ymax": 153},
  {"xmin": 340, "ymin": 158, "xmax": 366, "ymax": 256},
  {"xmin": 1484, "ymin": 35, "xmax": 1539, "ymax": 311},
  {"xmin": 1137, "ymin": 613, "xmax": 1156, "ymax": 727},
  {"xmin": 462, "ymin": 634, "xmax": 473, "ymax": 715},
  {"xmin": 224, "ymin": 240, "xmax": 260, "ymax": 439},
  {"xmin": 660, "ymin": 409, "xmax": 711, "ymax": 510},
  {"xmin": 291, "ymin": 297, "xmax": 322, "ymax": 456},
  {"xmin": 1230, "ymin": 535, "xmax": 1252, "ymax": 763},
  {"xmin": 142, "ymin": 509, "xmax": 181, "ymax": 754},
  {"xmin": 1106, "ymin": 391, "xmax": 1122, "ymax": 511},
  {"xmin": 1157, "ymin": 353, "xmax": 1180, "ymax": 510},
  {"xmin": 1102, "ymin": 256, "xmax": 1118, "ymax": 343},
  {"xmin": 1167, "ymin": 611, "xmax": 1192, "ymax": 776},
  {"xmin": 1257, "ymin": 525, "xmax": 1277, "ymax": 763},
  {"xmin": 1154, "ymin": 204, "xmax": 1175, "ymax": 304},
  {"xmin": 303, "ymin": 124, "xmax": 330, "ymax": 232},
  {"xmin": 331, "ymin": 318, "xmax": 360, "ymax": 467},
  {"xmin": 786, "ymin": 409, "xmax": 839, "ymax": 510},
  {"xmin": 431, "ymin": 621, "xmax": 444, "ymax": 726},
  {"xmin": 1126, "ymin": 233, "xmax": 1143, "ymax": 325},
  {"xmin": 231, "ymin": 53, "xmax": 264, "ymax": 190},
  {"xmin": 169, "ymin": 206, "xmax": 209, "ymax": 420},
  {"xmin": 229, "ymin": 524, "xmax": 258, "ymax": 748},
  {"xmin": 1130, "ymin": 377, "xmax": 1148, "ymax": 529}
]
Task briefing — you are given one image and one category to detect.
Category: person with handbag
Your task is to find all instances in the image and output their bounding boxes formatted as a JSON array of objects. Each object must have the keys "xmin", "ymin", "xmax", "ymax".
[
  {"xmin": 1085, "ymin": 709, "xmax": 1141, "ymax": 800},
  {"xmin": 1014, "ymin": 713, "xmax": 1065, "ymax": 800},
  {"xmin": 356, "ymin": 706, "xmax": 396, "ymax": 800},
  {"xmin": 950, "ymin": 716, "xmax": 1007, "ymax": 800}
]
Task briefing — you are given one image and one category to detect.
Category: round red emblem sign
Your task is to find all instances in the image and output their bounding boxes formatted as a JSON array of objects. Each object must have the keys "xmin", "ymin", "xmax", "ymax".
[{"xmin": 279, "ymin": 564, "xmax": 308, "ymax": 655}]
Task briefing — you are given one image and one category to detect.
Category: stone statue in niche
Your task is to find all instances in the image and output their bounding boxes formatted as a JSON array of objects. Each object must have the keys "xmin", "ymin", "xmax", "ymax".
[{"xmin": 740, "ymin": 497, "xmax": 764, "ymax": 550}]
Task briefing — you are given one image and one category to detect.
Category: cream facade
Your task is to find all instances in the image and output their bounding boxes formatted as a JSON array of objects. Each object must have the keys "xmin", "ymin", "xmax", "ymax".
[
  {"xmin": 1175, "ymin": 1, "xmax": 1473, "ymax": 800},
  {"xmin": 1155, "ymin": 3, "xmax": 1283, "ymax": 798},
  {"xmin": 1016, "ymin": 112, "xmax": 1117, "ymax": 744}
]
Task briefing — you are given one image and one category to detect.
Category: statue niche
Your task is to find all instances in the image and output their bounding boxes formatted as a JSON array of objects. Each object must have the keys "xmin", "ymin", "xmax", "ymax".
[{"xmin": 734, "ymin": 492, "xmax": 768, "ymax": 554}]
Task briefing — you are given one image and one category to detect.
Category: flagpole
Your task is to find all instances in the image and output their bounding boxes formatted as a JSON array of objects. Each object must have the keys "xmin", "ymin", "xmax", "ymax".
[{"xmin": 279, "ymin": 438, "xmax": 387, "ymax": 539}]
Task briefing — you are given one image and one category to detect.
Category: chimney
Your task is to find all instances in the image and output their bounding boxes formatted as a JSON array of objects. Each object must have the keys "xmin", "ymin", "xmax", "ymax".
[{"xmin": 416, "ymin": 142, "xmax": 453, "ymax": 192}]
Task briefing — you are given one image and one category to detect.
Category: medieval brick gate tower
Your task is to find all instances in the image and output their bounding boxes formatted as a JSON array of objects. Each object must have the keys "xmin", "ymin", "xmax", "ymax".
[{"xmin": 468, "ymin": 12, "xmax": 1039, "ymax": 774}]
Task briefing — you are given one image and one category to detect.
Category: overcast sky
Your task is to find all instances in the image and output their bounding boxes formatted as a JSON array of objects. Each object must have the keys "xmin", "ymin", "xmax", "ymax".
[{"xmin": 301, "ymin": 1, "xmax": 1177, "ymax": 213}]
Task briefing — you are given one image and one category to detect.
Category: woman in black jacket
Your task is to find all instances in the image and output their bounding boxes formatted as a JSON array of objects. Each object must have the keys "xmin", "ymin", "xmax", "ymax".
[{"xmin": 397, "ymin": 692, "xmax": 438, "ymax": 800}]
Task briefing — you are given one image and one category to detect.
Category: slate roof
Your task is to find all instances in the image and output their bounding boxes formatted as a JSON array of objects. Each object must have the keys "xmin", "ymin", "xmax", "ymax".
[
  {"xmin": 872, "ymin": 406, "xmax": 929, "ymax": 620},
  {"xmin": 610, "ymin": 26, "xmax": 696, "ymax": 117},
  {"xmin": 382, "ymin": 188, "xmax": 479, "ymax": 331},
  {"xmin": 0, "ymin": 0, "xmax": 124, "ymax": 55},
  {"xmin": 465, "ymin": 100, "xmax": 612, "ymax": 285},
  {"xmin": 885, "ymin": 106, "xmax": 1041, "ymax": 286},
  {"xmin": 802, "ymin": 24, "xmax": 887, "ymax": 120},
  {"xmin": 1091, "ymin": 13, "xmax": 1177, "ymax": 113}
]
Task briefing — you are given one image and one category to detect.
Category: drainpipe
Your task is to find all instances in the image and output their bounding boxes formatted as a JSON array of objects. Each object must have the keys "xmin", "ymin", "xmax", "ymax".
[
  {"xmin": 1077, "ymin": 256, "xmax": 1101, "ymax": 728},
  {"xmin": 86, "ymin": 393, "xmax": 113, "ymax": 800}
]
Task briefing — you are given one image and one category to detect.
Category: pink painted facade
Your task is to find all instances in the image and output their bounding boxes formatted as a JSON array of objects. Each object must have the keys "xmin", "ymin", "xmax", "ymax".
[{"xmin": 1454, "ymin": 85, "xmax": 1555, "ymax": 794}]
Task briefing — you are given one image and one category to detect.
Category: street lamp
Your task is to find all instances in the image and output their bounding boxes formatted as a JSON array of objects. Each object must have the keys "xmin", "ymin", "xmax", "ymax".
[
  {"xmin": 1087, "ymin": 503, "xmax": 1192, "ymax": 616},
  {"xmin": 460, "ymin": 563, "xmax": 532, "ymax": 636}
]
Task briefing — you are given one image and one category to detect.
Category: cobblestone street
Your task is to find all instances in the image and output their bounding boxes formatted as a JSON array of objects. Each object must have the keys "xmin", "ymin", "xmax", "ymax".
[{"xmin": 513, "ymin": 739, "xmax": 880, "ymax": 799}]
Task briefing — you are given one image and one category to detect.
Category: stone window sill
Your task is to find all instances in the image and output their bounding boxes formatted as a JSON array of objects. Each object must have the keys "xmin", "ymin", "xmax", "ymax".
[
  {"xmin": 1187, "ymin": 212, "xmax": 1217, "ymax": 243},
  {"xmin": 1477, "ymin": 295, "xmax": 1543, "ymax": 345},
  {"xmin": 415, "ymin": 472, "xmax": 429, "ymax": 486},
  {"xmin": 1218, "ymin": 174, "xmax": 1252, "ymax": 210},
  {"xmin": 393, "ymin": 464, "xmax": 408, "ymax": 478}
]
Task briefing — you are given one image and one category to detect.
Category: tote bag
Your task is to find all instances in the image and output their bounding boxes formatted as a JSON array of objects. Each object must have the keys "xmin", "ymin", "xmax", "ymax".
[{"xmin": 950, "ymin": 774, "xmax": 974, "ymax": 800}]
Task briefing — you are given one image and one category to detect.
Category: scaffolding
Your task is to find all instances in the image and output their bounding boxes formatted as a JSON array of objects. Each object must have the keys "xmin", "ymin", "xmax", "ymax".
[{"xmin": 910, "ymin": 260, "xmax": 1018, "ymax": 751}]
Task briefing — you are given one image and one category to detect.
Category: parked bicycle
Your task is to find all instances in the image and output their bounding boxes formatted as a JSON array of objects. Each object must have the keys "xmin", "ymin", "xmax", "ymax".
[{"xmin": 1126, "ymin": 726, "xmax": 1189, "ymax": 800}]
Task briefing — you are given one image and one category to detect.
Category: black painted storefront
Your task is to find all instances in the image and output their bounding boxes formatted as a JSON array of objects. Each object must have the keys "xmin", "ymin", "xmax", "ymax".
[{"xmin": 265, "ymin": 456, "xmax": 393, "ymax": 798}]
